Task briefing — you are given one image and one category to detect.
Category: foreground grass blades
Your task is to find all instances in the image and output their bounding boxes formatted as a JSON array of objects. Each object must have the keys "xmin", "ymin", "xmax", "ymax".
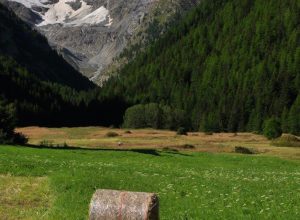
[
  {"xmin": 0, "ymin": 174, "xmax": 52, "ymax": 219},
  {"xmin": 0, "ymin": 145, "xmax": 299, "ymax": 219}
]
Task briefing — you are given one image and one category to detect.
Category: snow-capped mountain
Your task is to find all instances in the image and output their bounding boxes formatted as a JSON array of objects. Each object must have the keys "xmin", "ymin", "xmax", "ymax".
[
  {"xmin": 2, "ymin": 0, "xmax": 200, "ymax": 85},
  {"xmin": 8, "ymin": 0, "xmax": 112, "ymax": 27}
]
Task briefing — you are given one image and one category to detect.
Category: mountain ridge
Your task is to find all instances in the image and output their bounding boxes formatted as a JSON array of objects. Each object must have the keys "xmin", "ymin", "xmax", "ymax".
[
  {"xmin": 0, "ymin": 3, "xmax": 127, "ymax": 127},
  {"xmin": 3, "ymin": 0, "xmax": 201, "ymax": 84},
  {"xmin": 0, "ymin": 1, "xmax": 95, "ymax": 90}
]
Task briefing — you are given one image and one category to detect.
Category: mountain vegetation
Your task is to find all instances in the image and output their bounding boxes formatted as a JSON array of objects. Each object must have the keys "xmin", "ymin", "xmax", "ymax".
[
  {"xmin": 123, "ymin": 103, "xmax": 187, "ymax": 130},
  {"xmin": 102, "ymin": 0, "xmax": 300, "ymax": 134},
  {"xmin": 263, "ymin": 118, "xmax": 283, "ymax": 140},
  {"xmin": 0, "ymin": 3, "xmax": 94, "ymax": 90},
  {"xmin": 0, "ymin": 0, "xmax": 299, "ymax": 136},
  {"xmin": 0, "ymin": 4, "xmax": 127, "ymax": 128}
]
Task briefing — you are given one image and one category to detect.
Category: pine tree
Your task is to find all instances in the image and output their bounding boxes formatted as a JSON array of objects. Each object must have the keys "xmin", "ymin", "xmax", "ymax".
[
  {"xmin": 288, "ymin": 96, "xmax": 300, "ymax": 135},
  {"xmin": 0, "ymin": 99, "xmax": 16, "ymax": 142}
]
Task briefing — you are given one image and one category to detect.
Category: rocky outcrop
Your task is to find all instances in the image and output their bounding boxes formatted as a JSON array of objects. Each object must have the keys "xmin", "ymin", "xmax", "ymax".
[{"xmin": 3, "ymin": 0, "xmax": 201, "ymax": 85}]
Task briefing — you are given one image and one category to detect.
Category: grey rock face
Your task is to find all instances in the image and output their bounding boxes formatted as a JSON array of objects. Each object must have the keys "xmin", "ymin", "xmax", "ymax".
[
  {"xmin": 3, "ymin": 0, "xmax": 200, "ymax": 85},
  {"xmin": 0, "ymin": 0, "xmax": 43, "ymax": 25}
]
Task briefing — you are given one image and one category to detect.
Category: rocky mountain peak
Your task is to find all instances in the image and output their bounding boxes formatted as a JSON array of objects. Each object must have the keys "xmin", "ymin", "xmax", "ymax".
[{"xmin": 2, "ymin": 0, "xmax": 200, "ymax": 85}]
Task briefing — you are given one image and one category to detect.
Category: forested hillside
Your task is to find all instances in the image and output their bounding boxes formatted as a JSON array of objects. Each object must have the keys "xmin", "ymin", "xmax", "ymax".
[
  {"xmin": 0, "ymin": 3, "xmax": 94, "ymax": 90},
  {"xmin": 102, "ymin": 0, "xmax": 300, "ymax": 134},
  {"xmin": 0, "ymin": 4, "xmax": 127, "ymax": 127}
]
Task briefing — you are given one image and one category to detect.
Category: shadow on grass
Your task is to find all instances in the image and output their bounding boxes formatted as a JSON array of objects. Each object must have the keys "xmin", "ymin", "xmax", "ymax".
[
  {"xmin": 20, "ymin": 144, "xmax": 191, "ymax": 157},
  {"xmin": 161, "ymin": 148, "xmax": 192, "ymax": 157}
]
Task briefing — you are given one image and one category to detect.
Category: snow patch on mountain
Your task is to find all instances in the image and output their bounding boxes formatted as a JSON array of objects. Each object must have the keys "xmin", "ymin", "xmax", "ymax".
[
  {"xmin": 8, "ymin": 0, "xmax": 112, "ymax": 27},
  {"xmin": 7, "ymin": 0, "xmax": 46, "ymax": 8},
  {"xmin": 67, "ymin": 5, "xmax": 109, "ymax": 26}
]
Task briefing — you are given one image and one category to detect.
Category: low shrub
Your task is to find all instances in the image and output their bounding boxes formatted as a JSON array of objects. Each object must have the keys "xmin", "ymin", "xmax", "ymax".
[
  {"xmin": 204, "ymin": 132, "xmax": 213, "ymax": 135},
  {"xmin": 180, "ymin": 144, "xmax": 195, "ymax": 149},
  {"xmin": 13, "ymin": 132, "xmax": 28, "ymax": 145},
  {"xmin": 177, "ymin": 127, "xmax": 188, "ymax": 135},
  {"xmin": 40, "ymin": 140, "xmax": 54, "ymax": 147},
  {"xmin": 106, "ymin": 132, "xmax": 119, "ymax": 137},
  {"xmin": 0, "ymin": 131, "xmax": 28, "ymax": 145},
  {"xmin": 272, "ymin": 134, "xmax": 300, "ymax": 148},
  {"xmin": 234, "ymin": 146, "xmax": 256, "ymax": 154}
]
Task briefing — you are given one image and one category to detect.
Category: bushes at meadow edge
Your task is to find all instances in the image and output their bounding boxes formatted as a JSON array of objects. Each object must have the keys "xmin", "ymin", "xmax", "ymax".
[
  {"xmin": 263, "ymin": 118, "xmax": 282, "ymax": 140},
  {"xmin": 124, "ymin": 103, "xmax": 299, "ymax": 140},
  {"xmin": 123, "ymin": 103, "xmax": 188, "ymax": 130},
  {"xmin": 0, "ymin": 99, "xmax": 27, "ymax": 144}
]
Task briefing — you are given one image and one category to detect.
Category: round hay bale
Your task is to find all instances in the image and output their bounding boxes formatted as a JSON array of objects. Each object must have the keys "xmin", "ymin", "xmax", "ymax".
[{"xmin": 89, "ymin": 189, "xmax": 159, "ymax": 220}]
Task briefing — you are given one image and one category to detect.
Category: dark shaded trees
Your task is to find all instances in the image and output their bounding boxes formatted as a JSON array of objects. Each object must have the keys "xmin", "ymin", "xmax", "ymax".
[
  {"xmin": 0, "ymin": 99, "xmax": 27, "ymax": 144},
  {"xmin": 263, "ymin": 118, "xmax": 282, "ymax": 140},
  {"xmin": 0, "ymin": 99, "xmax": 16, "ymax": 141},
  {"xmin": 0, "ymin": 4, "xmax": 128, "ymax": 127}
]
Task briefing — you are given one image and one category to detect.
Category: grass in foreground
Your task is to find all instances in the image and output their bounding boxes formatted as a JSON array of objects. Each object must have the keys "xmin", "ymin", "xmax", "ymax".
[
  {"xmin": 0, "ymin": 145, "xmax": 299, "ymax": 219},
  {"xmin": 0, "ymin": 174, "xmax": 52, "ymax": 219}
]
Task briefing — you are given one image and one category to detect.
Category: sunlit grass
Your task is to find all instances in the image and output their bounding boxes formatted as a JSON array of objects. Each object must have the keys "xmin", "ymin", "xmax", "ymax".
[
  {"xmin": 16, "ymin": 127, "xmax": 300, "ymax": 160},
  {"xmin": 0, "ymin": 174, "xmax": 52, "ymax": 219},
  {"xmin": 0, "ymin": 145, "xmax": 299, "ymax": 219}
]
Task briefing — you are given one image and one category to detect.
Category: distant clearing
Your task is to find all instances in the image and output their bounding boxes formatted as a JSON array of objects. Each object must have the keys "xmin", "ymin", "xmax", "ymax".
[{"xmin": 17, "ymin": 127, "xmax": 300, "ymax": 160}]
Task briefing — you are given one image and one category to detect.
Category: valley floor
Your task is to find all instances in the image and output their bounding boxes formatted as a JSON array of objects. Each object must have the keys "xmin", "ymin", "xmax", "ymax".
[
  {"xmin": 17, "ymin": 126, "xmax": 300, "ymax": 160},
  {"xmin": 0, "ymin": 127, "xmax": 299, "ymax": 219}
]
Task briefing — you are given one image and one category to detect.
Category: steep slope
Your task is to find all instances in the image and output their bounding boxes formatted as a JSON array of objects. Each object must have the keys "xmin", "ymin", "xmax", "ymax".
[
  {"xmin": 0, "ymin": 55, "xmax": 127, "ymax": 126},
  {"xmin": 101, "ymin": 0, "xmax": 300, "ymax": 133},
  {"xmin": 2, "ymin": 0, "xmax": 201, "ymax": 84},
  {"xmin": 0, "ymin": 4, "xmax": 126, "ymax": 126},
  {"xmin": 0, "ymin": 2, "xmax": 94, "ymax": 90}
]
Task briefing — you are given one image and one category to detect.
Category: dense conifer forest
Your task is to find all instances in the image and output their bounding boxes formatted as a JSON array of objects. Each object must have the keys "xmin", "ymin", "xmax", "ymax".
[
  {"xmin": 0, "ymin": 0, "xmax": 299, "ymax": 135},
  {"xmin": 102, "ymin": 0, "xmax": 300, "ymax": 134},
  {"xmin": 0, "ymin": 4, "xmax": 127, "ymax": 127}
]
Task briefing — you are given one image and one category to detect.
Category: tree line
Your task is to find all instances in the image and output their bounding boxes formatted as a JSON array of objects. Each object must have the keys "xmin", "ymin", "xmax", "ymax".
[
  {"xmin": 0, "ymin": 3, "xmax": 127, "ymax": 131},
  {"xmin": 101, "ymin": 0, "xmax": 300, "ymax": 134},
  {"xmin": 0, "ymin": 55, "xmax": 127, "ymax": 127},
  {"xmin": 0, "ymin": 0, "xmax": 299, "ymax": 139}
]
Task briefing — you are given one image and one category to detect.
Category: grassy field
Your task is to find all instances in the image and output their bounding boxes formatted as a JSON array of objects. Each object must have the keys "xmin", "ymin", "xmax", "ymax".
[
  {"xmin": 0, "ymin": 127, "xmax": 299, "ymax": 219},
  {"xmin": 17, "ymin": 127, "xmax": 300, "ymax": 160}
]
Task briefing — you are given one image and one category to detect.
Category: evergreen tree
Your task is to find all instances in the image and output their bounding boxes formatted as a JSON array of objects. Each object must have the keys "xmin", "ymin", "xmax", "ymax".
[
  {"xmin": 288, "ymin": 96, "xmax": 300, "ymax": 135},
  {"xmin": 263, "ymin": 118, "xmax": 282, "ymax": 140},
  {"xmin": 0, "ymin": 99, "xmax": 16, "ymax": 141}
]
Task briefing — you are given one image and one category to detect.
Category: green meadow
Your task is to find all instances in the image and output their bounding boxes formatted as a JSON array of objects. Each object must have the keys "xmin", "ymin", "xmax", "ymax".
[{"xmin": 0, "ymin": 145, "xmax": 299, "ymax": 219}]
